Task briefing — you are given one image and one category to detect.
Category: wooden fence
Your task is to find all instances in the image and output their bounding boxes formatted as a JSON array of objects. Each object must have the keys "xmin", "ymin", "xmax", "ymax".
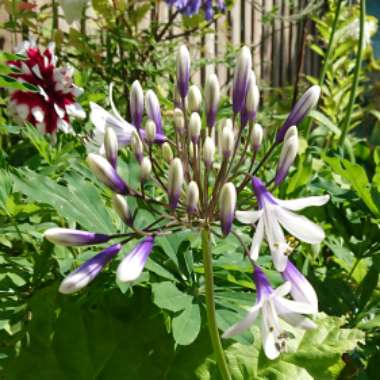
[{"xmin": 0, "ymin": 0, "xmax": 323, "ymax": 88}]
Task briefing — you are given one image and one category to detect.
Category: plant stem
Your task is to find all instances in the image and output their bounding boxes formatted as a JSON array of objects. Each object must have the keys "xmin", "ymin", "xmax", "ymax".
[
  {"xmin": 338, "ymin": 0, "xmax": 365, "ymax": 146},
  {"xmin": 201, "ymin": 228, "xmax": 231, "ymax": 380},
  {"xmin": 306, "ymin": 0, "xmax": 343, "ymax": 138}
]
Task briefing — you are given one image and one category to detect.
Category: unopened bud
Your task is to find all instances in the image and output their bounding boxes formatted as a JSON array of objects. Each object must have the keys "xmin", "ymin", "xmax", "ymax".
[
  {"xmin": 276, "ymin": 85, "xmax": 320, "ymax": 142},
  {"xmin": 251, "ymin": 123, "xmax": 263, "ymax": 152},
  {"xmin": 174, "ymin": 108, "xmax": 185, "ymax": 134},
  {"xmin": 140, "ymin": 157, "xmax": 152, "ymax": 181},
  {"xmin": 112, "ymin": 194, "xmax": 132, "ymax": 225},
  {"xmin": 145, "ymin": 90, "xmax": 163, "ymax": 133},
  {"xmin": 275, "ymin": 128, "xmax": 299, "ymax": 186},
  {"xmin": 232, "ymin": 46, "xmax": 252, "ymax": 113},
  {"xmin": 43, "ymin": 228, "xmax": 109, "ymax": 246},
  {"xmin": 87, "ymin": 153, "xmax": 128, "ymax": 194},
  {"xmin": 104, "ymin": 127, "xmax": 118, "ymax": 168},
  {"xmin": 189, "ymin": 112, "xmax": 201, "ymax": 144},
  {"xmin": 205, "ymin": 74, "xmax": 220, "ymax": 128},
  {"xmin": 131, "ymin": 131, "xmax": 143, "ymax": 162},
  {"xmin": 245, "ymin": 71, "xmax": 259, "ymax": 117},
  {"xmin": 219, "ymin": 182, "xmax": 236, "ymax": 236},
  {"xmin": 203, "ymin": 136, "xmax": 215, "ymax": 168},
  {"xmin": 221, "ymin": 125, "xmax": 234, "ymax": 159},
  {"xmin": 188, "ymin": 85, "xmax": 202, "ymax": 113},
  {"xmin": 284, "ymin": 125, "xmax": 298, "ymax": 140},
  {"xmin": 144, "ymin": 119, "xmax": 156, "ymax": 144},
  {"xmin": 177, "ymin": 45, "xmax": 191, "ymax": 98},
  {"xmin": 130, "ymin": 80, "xmax": 144, "ymax": 130},
  {"xmin": 168, "ymin": 158, "xmax": 184, "ymax": 209},
  {"xmin": 162, "ymin": 142, "xmax": 173, "ymax": 162},
  {"xmin": 186, "ymin": 181, "xmax": 199, "ymax": 214}
]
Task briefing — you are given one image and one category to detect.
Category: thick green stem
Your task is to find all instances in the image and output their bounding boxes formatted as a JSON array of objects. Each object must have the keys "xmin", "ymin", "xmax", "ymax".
[
  {"xmin": 306, "ymin": 0, "xmax": 343, "ymax": 138},
  {"xmin": 201, "ymin": 228, "xmax": 231, "ymax": 380},
  {"xmin": 338, "ymin": 0, "xmax": 366, "ymax": 146}
]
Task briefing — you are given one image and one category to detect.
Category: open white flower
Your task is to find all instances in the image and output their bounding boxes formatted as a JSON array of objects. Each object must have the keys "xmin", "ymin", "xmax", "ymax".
[
  {"xmin": 236, "ymin": 177, "xmax": 329, "ymax": 271},
  {"xmin": 222, "ymin": 266, "xmax": 316, "ymax": 360}
]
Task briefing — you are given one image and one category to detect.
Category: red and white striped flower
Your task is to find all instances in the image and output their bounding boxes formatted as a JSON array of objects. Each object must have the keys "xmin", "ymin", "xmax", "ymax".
[{"xmin": 7, "ymin": 40, "xmax": 85, "ymax": 135}]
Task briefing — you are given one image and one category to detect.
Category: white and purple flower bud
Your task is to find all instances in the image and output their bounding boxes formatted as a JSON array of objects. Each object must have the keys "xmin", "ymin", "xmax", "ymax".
[
  {"xmin": 275, "ymin": 127, "xmax": 298, "ymax": 186},
  {"xmin": 162, "ymin": 142, "xmax": 173, "ymax": 162},
  {"xmin": 173, "ymin": 108, "xmax": 185, "ymax": 135},
  {"xmin": 203, "ymin": 136, "xmax": 215, "ymax": 168},
  {"xmin": 276, "ymin": 85, "xmax": 320, "ymax": 142},
  {"xmin": 168, "ymin": 158, "xmax": 184, "ymax": 209},
  {"xmin": 43, "ymin": 227, "xmax": 110, "ymax": 246},
  {"xmin": 131, "ymin": 130, "xmax": 144, "ymax": 162},
  {"xmin": 282, "ymin": 260, "xmax": 318, "ymax": 313},
  {"xmin": 186, "ymin": 181, "xmax": 199, "ymax": 214},
  {"xmin": 87, "ymin": 153, "xmax": 128, "ymax": 194},
  {"xmin": 232, "ymin": 46, "xmax": 252, "ymax": 113},
  {"xmin": 130, "ymin": 80, "xmax": 144, "ymax": 130},
  {"xmin": 219, "ymin": 182, "xmax": 236, "ymax": 236},
  {"xmin": 59, "ymin": 244, "xmax": 122, "ymax": 294},
  {"xmin": 176, "ymin": 45, "xmax": 191, "ymax": 99},
  {"xmin": 251, "ymin": 123, "xmax": 263, "ymax": 152},
  {"xmin": 144, "ymin": 119, "xmax": 157, "ymax": 144},
  {"xmin": 112, "ymin": 194, "xmax": 133, "ymax": 226},
  {"xmin": 140, "ymin": 157, "xmax": 152, "ymax": 181},
  {"xmin": 104, "ymin": 126, "xmax": 118, "ymax": 168},
  {"xmin": 188, "ymin": 85, "xmax": 202, "ymax": 113},
  {"xmin": 205, "ymin": 74, "xmax": 220, "ymax": 128},
  {"xmin": 241, "ymin": 71, "xmax": 259, "ymax": 126},
  {"xmin": 116, "ymin": 236, "xmax": 155, "ymax": 282},
  {"xmin": 189, "ymin": 112, "xmax": 201, "ymax": 144},
  {"xmin": 221, "ymin": 125, "xmax": 234, "ymax": 159},
  {"xmin": 145, "ymin": 90, "xmax": 163, "ymax": 133}
]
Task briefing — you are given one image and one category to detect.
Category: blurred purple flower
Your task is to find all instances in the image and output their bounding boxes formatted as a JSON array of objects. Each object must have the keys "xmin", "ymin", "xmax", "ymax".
[{"xmin": 166, "ymin": 0, "xmax": 225, "ymax": 20}]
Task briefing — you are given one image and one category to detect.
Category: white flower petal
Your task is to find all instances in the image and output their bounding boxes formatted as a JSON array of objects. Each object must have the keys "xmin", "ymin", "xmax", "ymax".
[
  {"xmin": 275, "ymin": 207, "xmax": 325, "ymax": 244},
  {"xmin": 261, "ymin": 302, "xmax": 281, "ymax": 360},
  {"xmin": 271, "ymin": 281, "xmax": 291, "ymax": 299},
  {"xmin": 263, "ymin": 208, "xmax": 288, "ymax": 271},
  {"xmin": 249, "ymin": 218, "xmax": 264, "ymax": 260},
  {"xmin": 66, "ymin": 102, "xmax": 86, "ymax": 119},
  {"xmin": 222, "ymin": 303, "xmax": 262, "ymax": 339},
  {"xmin": 32, "ymin": 106, "xmax": 44, "ymax": 123},
  {"xmin": 279, "ymin": 312, "xmax": 317, "ymax": 330},
  {"xmin": 236, "ymin": 210, "xmax": 263, "ymax": 224},
  {"xmin": 275, "ymin": 195, "xmax": 330, "ymax": 211},
  {"xmin": 31, "ymin": 64, "xmax": 42, "ymax": 79},
  {"xmin": 275, "ymin": 297, "xmax": 315, "ymax": 315}
]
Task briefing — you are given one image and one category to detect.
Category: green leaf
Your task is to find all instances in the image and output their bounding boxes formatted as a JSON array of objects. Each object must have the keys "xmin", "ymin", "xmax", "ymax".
[
  {"xmin": 152, "ymin": 281, "xmax": 192, "ymax": 312},
  {"xmin": 172, "ymin": 303, "xmax": 201, "ymax": 346}
]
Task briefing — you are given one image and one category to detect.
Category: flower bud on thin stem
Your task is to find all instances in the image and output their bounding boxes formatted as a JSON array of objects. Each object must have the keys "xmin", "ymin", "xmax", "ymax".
[
  {"xmin": 203, "ymin": 136, "xmax": 215, "ymax": 169},
  {"xmin": 245, "ymin": 71, "xmax": 259, "ymax": 118},
  {"xmin": 251, "ymin": 123, "xmax": 263, "ymax": 152},
  {"xmin": 174, "ymin": 108, "xmax": 185, "ymax": 135},
  {"xmin": 112, "ymin": 194, "xmax": 133, "ymax": 225},
  {"xmin": 168, "ymin": 158, "xmax": 184, "ymax": 209},
  {"xmin": 130, "ymin": 80, "xmax": 144, "ymax": 130},
  {"xmin": 87, "ymin": 153, "xmax": 128, "ymax": 194},
  {"xmin": 189, "ymin": 112, "xmax": 201, "ymax": 144},
  {"xmin": 275, "ymin": 127, "xmax": 299, "ymax": 186},
  {"xmin": 276, "ymin": 85, "xmax": 320, "ymax": 143},
  {"xmin": 104, "ymin": 126, "xmax": 118, "ymax": 168},
  {"xmin": 176, "ymin": 45, "xmax": 191, "ymax": 99},
  {"xmin": 144, "ymin": 119, "xmax": 156, "ymax": 144},
  {"xmin": 140, "ymin": 157, "xmax": 152, "ymax": 181},
  {"xmin": 162, "ymin": 142, "xmax": 173, "ymax": 163},
  {"xmin": 131, "ymin": 130, "xmax": 143, "ymax": 162},
  {"xmin": 145, "ymin": 90, "xmax": 163, "ymax": 133},
  {"xmin": 221, "ymin": 125, "xmax": 234, "ymax": 159},
  {"xmin": 186, "ymin": 181, "xmax": 199, "ymax": 214},
  {"xmin": 232, "ymin": 46, "xmax": 252, "ymax": 113},
  {"xmin": 59, "ymin": 244, "xmax": 122, "ymax": 294},
  {"xmin": 188, "ymin": 85, "xmax": 202, "ymax": 113},
  {"xmin": 205, "ymin": 74, "xmax": 220, "ymax": 128},
  {"xmin": 219, "ymin": 182, "xmax": 236, "ymax": 236},
  {"xmin": 43, "ymin": 228, "xmax": 110, "ymax": 246}
]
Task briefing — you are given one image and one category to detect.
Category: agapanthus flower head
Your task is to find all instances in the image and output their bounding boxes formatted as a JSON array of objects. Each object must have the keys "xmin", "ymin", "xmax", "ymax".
[
  {"xmin": 7, "ymin": 40, "xmax": 85, "ymax": 135},
  {"xmin": 223, "ymin": 266, "xmax": 316, "ymax": 359},
  {"xmin": 166, "ymin": 0, "xmax": 225, "ymax": 20}
]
